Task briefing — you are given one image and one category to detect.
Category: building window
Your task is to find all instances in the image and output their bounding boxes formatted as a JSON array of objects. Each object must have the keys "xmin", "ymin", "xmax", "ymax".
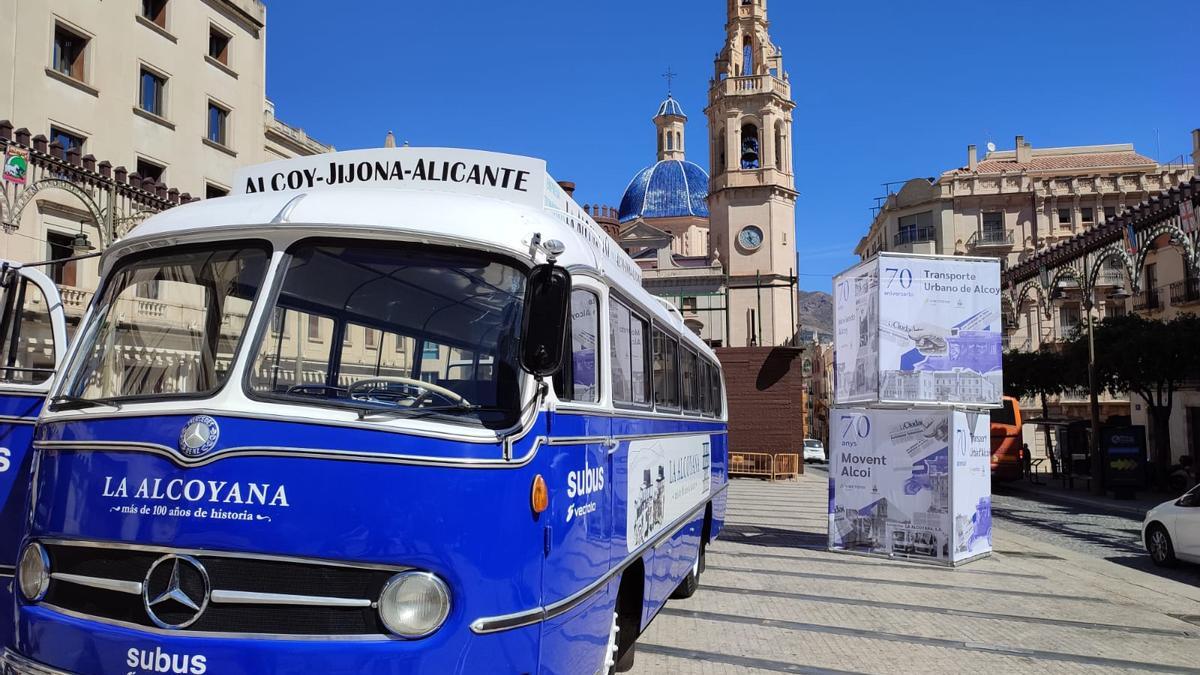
[
  {"xmin": 742, "ymin": 36, "xmax": 754, "ymax": 76},
  {"xmin": 895, "ymin": 212, "xmax": 934, "ymax": 246},
  {"xmin": 207, "ymin": 102, "xmax": 229, "ymax": 146},
  {"xmin": 1059, "ymin": 304, "xmax": 1080, "ymax": 336},
  {"xmin": 141, "ymin": 0, "xmax": 168, "ymax": 28},
  {"xmin": 208, "ymin": 26, "xmax": 231, "ymax": 65},
  {"xmin": 139, "ymin": 68, "xmax": 166, "ymax": 117},
  {"xmin": 205, "ymin": 184, "xmax": 228, "ymax": 199},
  {"xmin": 681, "ymin": 296, "xmax": 698, "ymax": 314},
  {"xmin": 1081, "ymin": 207, "xmax": 1095, "ymax": 224},
  {"xmin": 52, "ymin": 25, "xmax": 88, "ymax": 81},
  {"xmin": 1106, "ymin": 301, "xmax": 1126, "ymax": 319},
  {"xmin": 136, "ymin": 159, "xmax": 165, "ymax": 184},
  {"xmin": 365, "ymin": 328, "xmax": 378, "ymax": 350},
  {"xmin": 1104, "ymin": 206, "xmax": 1116, "ymax": 222},
  {"xmin": 49, "ymin": 126, "xmax": 85, "ymax": 161},
  {"xmin": 1057, "ymin": 208, "xmax": 1072, "ymax": 226},
  {"xmin": 982, "ymin": 212, "xmax": 1005, "ymax": 243},
  {"xmin": 46, "ymin": 232, "xmax": 77, "ymax": 286},
  {"xmin": 136, "ymin": 281, "xmax": 160, "ymax": 300}
]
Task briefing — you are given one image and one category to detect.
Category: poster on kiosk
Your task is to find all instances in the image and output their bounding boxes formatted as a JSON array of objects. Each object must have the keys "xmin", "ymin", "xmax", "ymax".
[
  {"xmin": 835, "ymin": 253, "xmax": 1003, "ymax": 408},
  {"xmin": 828, "ymin": 408, "xmax": 992, "ymax": 565}
]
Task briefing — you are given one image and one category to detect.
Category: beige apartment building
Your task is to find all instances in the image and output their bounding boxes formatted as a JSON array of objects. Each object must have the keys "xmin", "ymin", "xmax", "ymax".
[
  {"xmin": 855, "ymin": 136, "xmax": 1195, "ymax": 350},
  {"xmin": 854, "ymin": 133, "xmax": 1197, "ymax": 461},
  {"xmin": 0, "ymin": 0, "xmax": 336, "ymax": 396}
]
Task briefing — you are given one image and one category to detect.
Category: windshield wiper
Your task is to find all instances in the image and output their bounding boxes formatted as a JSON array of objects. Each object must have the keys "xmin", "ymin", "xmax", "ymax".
[
  {"xmin": 50, "ymin": 395, "xmax": 125, "ymax": 412},
  {"xmin": 356, "ymin": 404, "xmax": 504, "ymax": 421}
]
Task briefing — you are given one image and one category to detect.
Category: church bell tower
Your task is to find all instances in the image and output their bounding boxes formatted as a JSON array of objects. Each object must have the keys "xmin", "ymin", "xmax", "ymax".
[{"xmin": 707, "ymin": 0, "xmax": 798, "ymax": 348}]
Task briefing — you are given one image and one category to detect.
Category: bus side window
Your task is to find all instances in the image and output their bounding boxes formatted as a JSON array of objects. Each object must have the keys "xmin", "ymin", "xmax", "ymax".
[
  {"xmin": 554, "ymin": 290, "xmax": 600, "ymax": 403},
  {"xmin": 610, "ymin": 298, "xmax": 650, "ymax": 407},
  {"xmin": 710, "ymin": 363, "xmax": 723, "ymax": 416},
  {"xmin": 698, "ymin": 360, "xmax": 710, "ymax": 416},
  {"xmin": 652, "ymin": 328, "xmax": 679, "ymax": 410},
  {"xmin": 681, "ymin": 348, "xmax": 699, "ymax": 413},
  {"xmin": 0, "ymin": 279, "xmax": 56, "ymax": 385},
  {"xmin": 629, "ymin": 313, "xmax": 649, "ymax": 405}
]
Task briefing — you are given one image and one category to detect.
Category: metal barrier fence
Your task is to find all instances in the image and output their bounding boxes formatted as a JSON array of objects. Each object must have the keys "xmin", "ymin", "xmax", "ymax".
[
  {"xmin": 773, "ymin": 453, "xmax": 801, "ymax": 481},
  {"xmin": 729, "ymin": 453, "xmax": 801, "ymax": 481}
]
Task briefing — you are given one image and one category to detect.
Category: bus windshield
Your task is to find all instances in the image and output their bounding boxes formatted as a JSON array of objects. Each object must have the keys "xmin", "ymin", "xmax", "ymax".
[
  {"xmin": 60, "ymin": 242, "xmax": 270, "ymax": 404},
  {"xmin": 247, "ymin": 241, "xmax": 527, "ymax": 429}
]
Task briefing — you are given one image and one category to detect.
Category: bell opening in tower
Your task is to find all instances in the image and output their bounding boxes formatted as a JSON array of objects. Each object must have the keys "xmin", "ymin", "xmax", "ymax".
[
  {"xmin": 743, "ymin": 36, "xmax": 754, "ymax": 77},
  {"xmin": 741, "ymin": 123, "xmax": 761, "ymax": 170}
]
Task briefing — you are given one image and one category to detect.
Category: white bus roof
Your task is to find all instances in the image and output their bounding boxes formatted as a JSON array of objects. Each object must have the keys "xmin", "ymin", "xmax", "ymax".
[{"xmin": 115, "ymin": 148, "xmax": 717, "ymax": 361}]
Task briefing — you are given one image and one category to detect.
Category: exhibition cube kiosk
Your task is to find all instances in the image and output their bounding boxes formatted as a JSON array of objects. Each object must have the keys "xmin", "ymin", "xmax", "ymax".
[
  {"xmin": 834, "ymin": 253, "xmax": 1004, "ymax": 409},
  {"xmin": 828, "ymin": 406, "xmax": 993, "ymax": 567}
]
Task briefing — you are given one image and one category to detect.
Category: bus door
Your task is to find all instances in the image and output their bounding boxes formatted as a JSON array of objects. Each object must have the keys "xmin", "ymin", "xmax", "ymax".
[
  {"xmin": 541, "ymin": 287, "xmax": 612, "ymax": 673},
  {"xmin": 0, "ymin": 262, "xmax": 67, "ymax": 645}
]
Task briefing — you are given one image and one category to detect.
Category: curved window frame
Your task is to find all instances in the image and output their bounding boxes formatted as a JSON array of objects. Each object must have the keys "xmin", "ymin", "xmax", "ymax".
[
  {"xmin": 240, "ymin": 238, "xmax": 532, "ymax": 428},
  {"xmin": 52, "ymin": 239, "xmax": 273, "ymax": 410}
]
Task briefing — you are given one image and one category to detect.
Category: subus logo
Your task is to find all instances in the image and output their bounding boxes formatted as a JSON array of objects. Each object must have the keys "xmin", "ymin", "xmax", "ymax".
[
  {"xmin": 125, "ymin": 647, "xmax": 207, "ymax": 674},
  {"xmin": 566, "ymin": 465, "xmax": 604, "ymax": 499}
]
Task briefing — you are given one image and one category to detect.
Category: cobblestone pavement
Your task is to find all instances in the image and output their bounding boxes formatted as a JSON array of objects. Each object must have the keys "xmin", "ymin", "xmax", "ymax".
[{"xmin": 630, "ymin": 469, "xmax": 1200, "ymax": 674}]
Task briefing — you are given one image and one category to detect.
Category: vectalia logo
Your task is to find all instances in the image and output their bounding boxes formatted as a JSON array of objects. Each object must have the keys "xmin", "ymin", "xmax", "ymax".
[{"xmin": 126, "ymin": 647, "xmax": 207, "ymax": 675}]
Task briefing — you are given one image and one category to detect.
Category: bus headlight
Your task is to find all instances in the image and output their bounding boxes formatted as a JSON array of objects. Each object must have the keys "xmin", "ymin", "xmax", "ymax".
[
  {"xmin": 18, "ymin": 543, "xmax": 50, "ymax": 602},
  {"xmin": 378, "ymin": 571, "xmax": 450, "ymax": 638}
]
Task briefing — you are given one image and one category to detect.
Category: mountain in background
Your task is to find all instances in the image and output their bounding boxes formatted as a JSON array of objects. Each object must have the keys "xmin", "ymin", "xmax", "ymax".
[{"xmin": 798, "ymin": 290, "xmax": 833, "ymax": 343}]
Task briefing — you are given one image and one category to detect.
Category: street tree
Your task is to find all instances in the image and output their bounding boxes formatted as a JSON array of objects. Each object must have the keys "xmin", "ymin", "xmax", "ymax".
[
  {"xmin": 1003, "ymin": 349, "xmax": 1078, "ymax": 475},
  {"xmin": 1074, "ymin": 313, "xmax": 1200, "ymax": 478}
]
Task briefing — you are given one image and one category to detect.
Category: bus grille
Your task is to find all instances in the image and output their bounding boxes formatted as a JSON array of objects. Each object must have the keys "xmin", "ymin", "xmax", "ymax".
[{"xmin": 38, "ymin": 540, "xmax": 401, "ymax": 637}]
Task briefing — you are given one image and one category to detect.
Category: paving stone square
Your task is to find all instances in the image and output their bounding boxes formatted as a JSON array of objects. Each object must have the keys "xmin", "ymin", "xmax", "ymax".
[{"xmin": 631, "ymin": 473, "xmax": 1200, "ymax": 674}]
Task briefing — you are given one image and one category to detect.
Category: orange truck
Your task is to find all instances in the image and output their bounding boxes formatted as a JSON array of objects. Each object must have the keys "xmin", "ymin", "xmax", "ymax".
[{"xmin": 990, "ymin": 396, "xmax": 1024, "ymax": 481}]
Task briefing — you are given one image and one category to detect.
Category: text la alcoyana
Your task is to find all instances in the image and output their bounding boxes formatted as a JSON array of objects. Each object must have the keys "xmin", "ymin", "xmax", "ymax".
[
  {"xmin": 102, "ymin": 476, "xmax": 289, "ymax": 507},
  {"xmin": 245, "ymin": 159, "xmax": 531, "ymax": 195}
]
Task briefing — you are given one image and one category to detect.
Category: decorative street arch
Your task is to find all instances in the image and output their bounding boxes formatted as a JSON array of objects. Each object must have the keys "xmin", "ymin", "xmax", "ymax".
[{"xmin": 1003, "ymin": 177, "xmax": 1200, "ymax": 347}]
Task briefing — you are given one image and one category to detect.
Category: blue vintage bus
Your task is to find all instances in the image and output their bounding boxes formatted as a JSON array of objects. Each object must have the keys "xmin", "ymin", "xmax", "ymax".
[{"xmin": 0, "ymin": 148, "xmax": 728, "ymax": 674}]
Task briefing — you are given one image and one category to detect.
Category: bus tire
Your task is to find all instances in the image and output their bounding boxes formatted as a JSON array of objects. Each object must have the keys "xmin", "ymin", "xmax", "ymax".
[
  {"xmin": 671, "ymin": 539, "xmax": 704, "ymax": 600},
  {"xmin": 612, "ymin": 562, "xmax": 643, "ymax": 673}
]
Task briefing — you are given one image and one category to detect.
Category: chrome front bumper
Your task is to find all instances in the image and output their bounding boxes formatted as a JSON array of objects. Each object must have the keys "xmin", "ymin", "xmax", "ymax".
[{"xmin": 1, "ymin": 650, "xmax": 71, "ymax": 675}]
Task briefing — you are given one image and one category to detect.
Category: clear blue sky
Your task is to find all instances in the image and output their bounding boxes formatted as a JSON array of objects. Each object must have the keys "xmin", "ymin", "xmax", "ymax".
[{"xmin": 264, "ymin": 0, "xmax": 1197, "ymax": 291}]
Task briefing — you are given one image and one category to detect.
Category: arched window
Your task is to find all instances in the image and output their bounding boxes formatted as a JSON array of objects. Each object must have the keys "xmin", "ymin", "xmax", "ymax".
[
  {"xmin": 718, "ymin": 130, "xmax": 727, "ymax": 173},
  {"xmin": 742, "ymin": 36, "xmax": 754, "ymax": 76},
  {"xmin": 657, "ymin": 131, "xmax": 664, "ymax": 155},
  {"xmin": 667, "ymin": 132, "xmax": 674, "ymax": 151},
  {"xmin": 740, "ymin": 123, "xmax": 760, "ymax": 170},
  {"xmin": 676, "ymin": 131, "xmax": 682, "ymax": 150}
]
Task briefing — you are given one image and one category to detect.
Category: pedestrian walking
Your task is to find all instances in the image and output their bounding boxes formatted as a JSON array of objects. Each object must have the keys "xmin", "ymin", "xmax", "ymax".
[{"xmin": 1021, "ymin": 443, "xmax": 1032, "ymax": 479}]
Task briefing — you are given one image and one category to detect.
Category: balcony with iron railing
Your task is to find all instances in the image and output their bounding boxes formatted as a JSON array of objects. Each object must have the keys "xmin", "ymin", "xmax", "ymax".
[
  {"xmin": 893, "ymin": 226, "xmax": 936, "ymax": 247},
  {"xmin": 1169, "ymin": 278, "xmax": 1200, "ymax": 306},
  {"xmin": 967, "ymin": 229, "xmax": 1014, "ymax": 249},
  {"xmin": 1133, "ymin": 287, "xmax": 1163, "ymax": 312}
]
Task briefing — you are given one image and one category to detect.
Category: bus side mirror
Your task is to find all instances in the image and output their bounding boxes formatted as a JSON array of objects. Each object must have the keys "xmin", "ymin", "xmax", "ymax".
[{"xmin": 520, "ymin": 264, "xmax": 572, "ymax": 378}]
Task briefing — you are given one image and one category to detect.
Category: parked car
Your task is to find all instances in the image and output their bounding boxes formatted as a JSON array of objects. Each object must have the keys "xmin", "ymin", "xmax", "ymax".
[
  {"xmin": 803, "ymin": 438, "xmax": 826, "ymax": 463},
  {"xmin": 1143, "ymin": 485, "xmax": 1200, "ymax": 567}
]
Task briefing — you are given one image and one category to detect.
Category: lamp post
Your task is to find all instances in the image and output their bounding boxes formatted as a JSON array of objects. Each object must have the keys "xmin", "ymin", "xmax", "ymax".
[{"xmin": 1084, "ymin": 268, "xmax": 1104, "ymax": 497}]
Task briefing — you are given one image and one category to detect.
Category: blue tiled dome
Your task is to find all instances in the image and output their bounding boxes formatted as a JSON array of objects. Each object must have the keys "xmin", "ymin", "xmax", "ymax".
[
  {"xmin": 618, "ymin": 160, "xmax": 710, "ymax": 223},
  {"xmin": 656, "ymin": 96, "xmax": 686, "ymax": 119}
]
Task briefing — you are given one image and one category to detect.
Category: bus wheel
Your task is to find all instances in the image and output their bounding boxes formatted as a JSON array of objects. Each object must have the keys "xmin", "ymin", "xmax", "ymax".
[{"xmin": 671, "ymin": 543, "xmax": 703, "ymax": 599}]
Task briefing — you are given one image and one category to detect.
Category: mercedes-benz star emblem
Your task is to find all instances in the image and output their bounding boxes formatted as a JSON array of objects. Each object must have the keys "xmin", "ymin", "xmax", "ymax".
[
  {"xmin": 178, "ymin": 415, "xmax": 219, "ymax": 458},
  {"xmin": 143, "ymin": 554, "xmax": 211, "ymax": 629}
]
